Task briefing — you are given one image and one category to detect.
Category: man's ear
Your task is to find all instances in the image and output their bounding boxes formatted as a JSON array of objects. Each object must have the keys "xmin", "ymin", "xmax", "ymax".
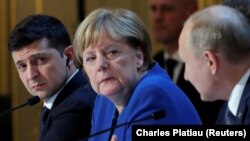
[
  {"xmin": 202, "ymin": 50, "xmax": 219, "ymax": 75},
  {"xmin": 64, "ymin": 45, "xmax": 74, "ymax": 64}
]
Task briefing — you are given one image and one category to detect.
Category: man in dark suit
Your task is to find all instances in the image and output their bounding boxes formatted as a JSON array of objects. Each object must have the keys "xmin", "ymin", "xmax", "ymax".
[
  {"xmin": 179, "ymin": 5, "xmax": 250, "ymax": 124},
  {"xmin": 8, "ymin": 14, "xmax": 96, "ymax": 140},
  {"xmin": 149, "ymin": 0, "xmax": 223, "ymax": 125},
  {"xmin": 217, "ymin": 0, "xmax": 250, "ymax": 125}
]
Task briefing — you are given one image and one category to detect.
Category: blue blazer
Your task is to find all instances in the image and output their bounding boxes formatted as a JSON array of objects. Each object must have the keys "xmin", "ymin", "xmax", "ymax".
[
  {"xmin": 216, "ymin": 76, "xmax": 250, "ymax": 125},
  {"xmin": 89, "ymin": 63, "xmax": 201, "ymax": 141},
  {"xmin": 40, "ymin": 71, "xmax": 96, "ymax": 141}
]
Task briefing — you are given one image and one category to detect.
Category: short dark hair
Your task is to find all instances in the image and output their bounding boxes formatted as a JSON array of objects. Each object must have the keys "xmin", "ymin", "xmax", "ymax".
[{"xmin": 8, "ymin": 14, "xmax": 71, "ymax": 56}]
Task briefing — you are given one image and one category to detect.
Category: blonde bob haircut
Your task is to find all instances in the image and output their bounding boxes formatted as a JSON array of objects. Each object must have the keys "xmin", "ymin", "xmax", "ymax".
[{"xmin": 73, "ymin": 8, "xmax": 153, "ymax": 72}]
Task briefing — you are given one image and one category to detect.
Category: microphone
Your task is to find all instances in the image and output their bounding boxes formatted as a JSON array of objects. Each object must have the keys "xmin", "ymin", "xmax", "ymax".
[
  {"xmin": 87, "ymin": 110, "xmax": 166, "ymax": 139},
  {"xmin": 0, "ymin": 95, "xmax": 40, "ymax": 118}
]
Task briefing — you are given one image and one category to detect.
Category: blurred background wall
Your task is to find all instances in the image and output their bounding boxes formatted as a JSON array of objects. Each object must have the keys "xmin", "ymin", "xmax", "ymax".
[{"xmin": 0, "ymin": 0, "xmax": 223, "ymax": 140}]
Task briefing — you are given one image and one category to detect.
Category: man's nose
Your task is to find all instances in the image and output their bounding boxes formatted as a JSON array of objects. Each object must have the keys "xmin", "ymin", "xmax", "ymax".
[{"xmin": 27, "ymin": 65, "xmax": 39, "ymax": 80}]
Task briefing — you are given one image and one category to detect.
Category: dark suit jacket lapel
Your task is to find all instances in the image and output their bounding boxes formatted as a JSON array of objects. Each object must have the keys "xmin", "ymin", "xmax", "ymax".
[
  {"xmin": 43, "ymin": 71, "xmax": 88, "ymax": 132},
  {"xmin": 52, "ymin": 71, "xmax": 88, "ymax": 108},
  {"xmin": 236, "ymin": 75, "xmax": 250, "ymax": 124},
  {"xmin": 153, "ymin": 51, "xmax": 164, "ymax": 67}
]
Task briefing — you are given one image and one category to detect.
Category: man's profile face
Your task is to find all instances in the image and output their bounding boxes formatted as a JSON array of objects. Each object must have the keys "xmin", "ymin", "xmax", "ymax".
[{"xmin": 179, "ymin": 24, "xmax": 217, "ymax": 101}]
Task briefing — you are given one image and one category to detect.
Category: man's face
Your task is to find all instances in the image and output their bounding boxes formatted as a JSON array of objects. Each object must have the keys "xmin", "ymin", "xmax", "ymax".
[
  {"xmin": 150, "ymin": 0, "xmax": 195, "ymax": 44},
  {"xmin": 179, "ymin": 24, "xmax": 215, "ymax": 101},
  {"xmin": 12, "ymin": 38, "xmax": 67, "ymax": 101}
]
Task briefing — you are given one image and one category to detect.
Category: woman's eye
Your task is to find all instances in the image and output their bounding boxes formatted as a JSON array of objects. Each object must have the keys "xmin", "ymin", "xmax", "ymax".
[
  {"xmin": 107, "ymin": 50, "xmax": 119, "ymax": 58},
  {"xmin": 86, "ymin": 56, "xmax": 96, "ymax": 62}
]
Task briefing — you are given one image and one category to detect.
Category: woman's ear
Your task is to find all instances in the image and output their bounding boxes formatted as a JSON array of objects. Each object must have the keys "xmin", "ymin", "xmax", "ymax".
[
  {"xmin": 135, "ymin": 47, "xmax": 144, "ymax": 68},
  {"xmin": 202, "ymin": 50, "xmax": 219, "ymax": 75}
]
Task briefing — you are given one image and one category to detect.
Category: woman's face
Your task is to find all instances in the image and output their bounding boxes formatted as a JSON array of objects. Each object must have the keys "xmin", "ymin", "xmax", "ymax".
[{"xmin": 82, "ymin": 33, "xmax": 144, "ymax": 101}]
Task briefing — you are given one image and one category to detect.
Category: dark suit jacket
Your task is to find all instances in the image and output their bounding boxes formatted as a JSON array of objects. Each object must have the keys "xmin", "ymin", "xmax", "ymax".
[
  {"xmin": 216, "ymin": 76, "xmax": 250, "ymax": 125},
  {"xmin": 40, "ymin": 71, "xmax": 96, "ymax": 141},
  {"xmin": 154, "ymin": 51, "xmax": 223, "ymax": 125}
]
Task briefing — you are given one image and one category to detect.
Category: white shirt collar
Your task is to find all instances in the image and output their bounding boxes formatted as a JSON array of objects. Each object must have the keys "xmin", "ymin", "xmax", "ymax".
[
  {"xmin": 44, "ymin": 69, "xmax": 79, "ymax": 109},
  {"xmin": 163, "ymin": 51, "xmax": 183, "ymax": 82},
  {"xmin": 228, "ymin": 68, "xmax": 250, "ymax": 116}
]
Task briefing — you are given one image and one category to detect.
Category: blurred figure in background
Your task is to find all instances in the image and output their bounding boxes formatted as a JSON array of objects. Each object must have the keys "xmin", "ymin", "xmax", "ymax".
[{"xmin": 150, "ymin": 0, "xmax": 223, "ymax": 124}]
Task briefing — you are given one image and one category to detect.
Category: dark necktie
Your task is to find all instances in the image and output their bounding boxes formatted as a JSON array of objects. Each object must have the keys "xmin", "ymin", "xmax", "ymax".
[
  {"xmin": 224, "ymin": 107, "xmax": 235, "ymax": 125},
  {"xmin": 165, "ymin": 58, "xmax": 177, "ymax": 79},
  {"xmin": 39, "ymin": 106, "xmax": 50, "ymax": 141}
]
